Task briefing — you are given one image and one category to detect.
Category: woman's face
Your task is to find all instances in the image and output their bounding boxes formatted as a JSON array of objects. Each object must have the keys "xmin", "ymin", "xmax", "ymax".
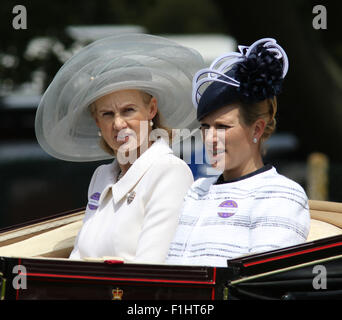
[
  {"xmin": 200, "ymin": 104, "xmax": 263, "ymax": 176},
  {"xmin": 94, "ymin": 89, "xmax": 157, "ymax": 160}
]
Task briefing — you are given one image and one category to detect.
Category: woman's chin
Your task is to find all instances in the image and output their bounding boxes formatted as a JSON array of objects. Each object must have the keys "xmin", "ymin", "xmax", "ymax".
[
  {"xmin": 213, "ymin": 164, "xmax": 226, "ymax": 172},
  {"xmin": 208, "ymin": 155, "xmax": 227, "ymax": 171},
  {"xmin": 115, "ymin": 139, "xmax": 151, "ymax": 164}
]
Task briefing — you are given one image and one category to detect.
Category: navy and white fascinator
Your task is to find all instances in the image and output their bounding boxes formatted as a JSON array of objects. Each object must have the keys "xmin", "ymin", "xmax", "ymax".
[{"xmin": 192, "ymin": 38, "xmax": 289, "ymax": 120}]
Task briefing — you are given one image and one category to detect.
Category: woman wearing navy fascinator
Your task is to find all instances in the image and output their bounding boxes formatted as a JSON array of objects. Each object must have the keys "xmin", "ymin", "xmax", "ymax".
[{"xmin": 166, "ymin": 38, "xmax": 310, "ymax": 267}]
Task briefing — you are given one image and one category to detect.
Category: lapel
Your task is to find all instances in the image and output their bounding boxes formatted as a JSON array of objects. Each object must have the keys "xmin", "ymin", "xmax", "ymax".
[
  {"xmin": 110, "ymin": 138, "xmax": 173, "ymax": 204},
  {"xmin": 97, "ymin": 160, "xmax": 119, "ymax": 205}
]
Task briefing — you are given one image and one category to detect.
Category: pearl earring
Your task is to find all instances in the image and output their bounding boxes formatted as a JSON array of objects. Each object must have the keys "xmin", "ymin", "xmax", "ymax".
[
  {"xmin": 98, "ymin": 131, "xmax": 102, "ymax": 137},
  {"xmin": 150, "ymin": 120, "xmax": 153, "ymax": 127},
  {"xmin": 253, "ymin": 137, "xmax": 257, "ymax": 144}
]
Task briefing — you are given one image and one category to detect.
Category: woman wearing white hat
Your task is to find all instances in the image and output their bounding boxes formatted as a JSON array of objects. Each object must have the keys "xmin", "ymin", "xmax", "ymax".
[
  {"xmin": 166, "ymin": 38, "xmax": 311, "ymax": 267},
  {"xmin": 35, "ymin": 34, "xmax": 204, "ymax": 263}
]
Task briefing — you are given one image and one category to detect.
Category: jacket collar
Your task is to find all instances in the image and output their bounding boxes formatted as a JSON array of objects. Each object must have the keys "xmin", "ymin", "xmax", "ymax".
[{"xmin": 99, "ymin": 138, "xmax": 173, "ymax": 205}]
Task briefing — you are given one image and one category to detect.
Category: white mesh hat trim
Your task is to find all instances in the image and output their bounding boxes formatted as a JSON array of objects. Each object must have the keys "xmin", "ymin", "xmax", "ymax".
[{"xmin": 35, "ymin": 33, "xmax": 205, "ymax": 161}]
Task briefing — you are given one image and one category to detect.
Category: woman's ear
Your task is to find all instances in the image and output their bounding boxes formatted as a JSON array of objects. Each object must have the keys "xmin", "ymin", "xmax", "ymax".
[
  {"xmin": 95, "ymin": 116, "xmax": 100, "ymax": 128},
  {"xmin": 148, "ymin": 97, "xmax": 158, "ymax": 120},
  {"xmin": 253, "ymin": 118, "xmax": 266, "ymax": 141}
]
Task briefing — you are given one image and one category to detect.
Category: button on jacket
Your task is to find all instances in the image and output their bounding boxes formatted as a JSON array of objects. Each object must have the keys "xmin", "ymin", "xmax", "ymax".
[{"xmin": 69, "ymin": 138, "xmax": 194, "ymax": 263}]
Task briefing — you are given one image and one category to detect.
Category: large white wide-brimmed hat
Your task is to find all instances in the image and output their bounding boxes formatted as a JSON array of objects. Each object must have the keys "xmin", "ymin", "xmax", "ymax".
[{"xmin": 35, "ymin": 33, "xmax": 205, "ymax": 161}]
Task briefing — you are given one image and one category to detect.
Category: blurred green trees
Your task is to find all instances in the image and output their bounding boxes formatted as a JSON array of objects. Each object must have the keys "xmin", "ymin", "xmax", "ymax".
[
  {"xmin": 0, "ymin": 0, "xmax": 225, "ymax": 92},
  {"xmin": 1, "ymin": 0, "xmax": 341, "ymax": 162},
  {"xmin": 213, "ymin": 0, "xmax": 342, "ymax": 162}
]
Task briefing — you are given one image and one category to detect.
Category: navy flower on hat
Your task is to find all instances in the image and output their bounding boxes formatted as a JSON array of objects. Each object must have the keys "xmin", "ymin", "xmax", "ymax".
[{"xmin": 235, "ymin": 45, "xmax": 283, "ymax": 103}]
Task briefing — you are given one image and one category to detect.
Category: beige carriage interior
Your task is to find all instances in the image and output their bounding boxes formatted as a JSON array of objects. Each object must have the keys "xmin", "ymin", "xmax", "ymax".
[{"xmin": 0, "ymin": 200, "xmax": 342, "ymax": 260}]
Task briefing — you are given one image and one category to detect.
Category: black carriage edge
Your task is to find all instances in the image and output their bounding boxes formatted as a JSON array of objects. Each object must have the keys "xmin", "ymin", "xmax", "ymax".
[{"xmin": 0, "ymin": 200, "xmax": 342, "ymax": 300}]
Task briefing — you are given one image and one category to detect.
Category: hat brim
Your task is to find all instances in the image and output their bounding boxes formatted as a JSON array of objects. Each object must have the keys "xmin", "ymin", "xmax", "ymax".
[{"xmin": 35, "ymin": 33, "xmax": 204, "ymax": 162}]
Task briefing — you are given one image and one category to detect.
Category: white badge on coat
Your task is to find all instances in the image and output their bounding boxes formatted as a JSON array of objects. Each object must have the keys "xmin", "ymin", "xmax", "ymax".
[{"xmin": 127, "ymin": 191, "xmax": 136, "ymax": 204}]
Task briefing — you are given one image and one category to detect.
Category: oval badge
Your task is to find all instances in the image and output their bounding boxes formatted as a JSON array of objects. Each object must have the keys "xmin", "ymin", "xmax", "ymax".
[
  {"xmin": 88, "ymin": 192, "xmax": 100, "ymax": 210},
  {"xmin": 217, "ymin": 200, "xmax": 238, "ymax": 218}
]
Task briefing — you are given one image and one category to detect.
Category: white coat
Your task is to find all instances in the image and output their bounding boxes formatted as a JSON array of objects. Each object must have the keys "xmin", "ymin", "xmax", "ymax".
[{"xmin": 69, "ymin": 138, "xmax": 194, "ymax": 263}]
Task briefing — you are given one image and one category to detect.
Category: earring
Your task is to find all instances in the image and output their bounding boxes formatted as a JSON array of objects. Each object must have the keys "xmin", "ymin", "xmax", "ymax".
[
  {"xmin": 150, "ymin": 120, "xmax": 153, "ymax": 127},
  {"xmin": 253, "ymin": 137, "xmax": 257, "ymax": 144},
  {"xmin": 98, "ymin": 131, "xmax": 102, "ymax": 137}
]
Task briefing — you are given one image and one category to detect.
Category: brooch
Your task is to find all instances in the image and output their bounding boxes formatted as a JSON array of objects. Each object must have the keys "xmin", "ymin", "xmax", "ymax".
[{"xmin": 127, "ymin": 191, "xmax": 136, "ymax": 204}]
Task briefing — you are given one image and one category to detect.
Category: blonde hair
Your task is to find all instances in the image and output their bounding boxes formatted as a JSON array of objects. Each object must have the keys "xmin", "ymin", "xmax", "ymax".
[
  {"xmin": 90, "ymin": 90, "xmax": 172, "ymax": 156},
  {"xmin": 239, "ymin": 96, "xmax": 277, "ymax": 142}
]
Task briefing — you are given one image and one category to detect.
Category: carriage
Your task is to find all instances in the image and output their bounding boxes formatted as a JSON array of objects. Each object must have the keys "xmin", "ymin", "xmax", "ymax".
[{"xmin": 1, "ymin": 199, "xmax": 342, "ymax": 300}]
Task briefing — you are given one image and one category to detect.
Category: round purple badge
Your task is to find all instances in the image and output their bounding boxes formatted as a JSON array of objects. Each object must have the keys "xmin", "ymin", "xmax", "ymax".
[
  {"xmin": 88, "ymin": 192, "xmax": 100, "ymax": 210},
  {"xmin": 217, "ymin": 200, "xmax": 238, "ymax": 218}
]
